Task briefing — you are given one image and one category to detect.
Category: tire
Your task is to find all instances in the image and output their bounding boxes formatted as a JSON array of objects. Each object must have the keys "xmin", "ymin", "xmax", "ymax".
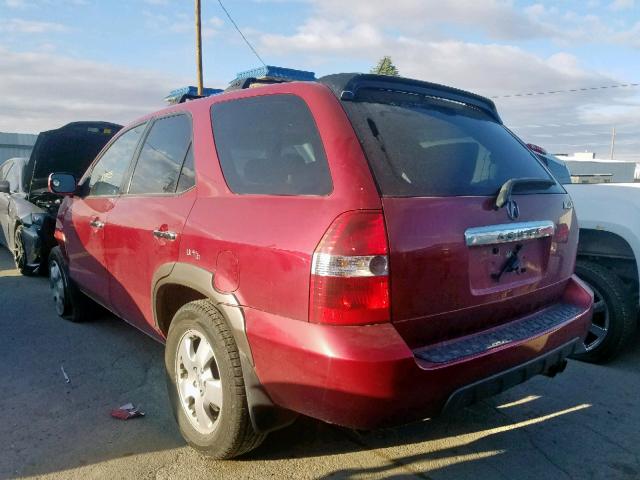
[
  {"xmin": 13, "ymin": 225, "xmax": 38, "ymax": 276},
  {"xmin": 165, "ymin": 300, "xmax": 265, "ymax": 459},
  {"xmin": 572, "ymin": 259, "xmax": 637, "ymax": 363},
  {"xmin": 48, "ymin": 246, "xmax": 91, "ymax": 322}
]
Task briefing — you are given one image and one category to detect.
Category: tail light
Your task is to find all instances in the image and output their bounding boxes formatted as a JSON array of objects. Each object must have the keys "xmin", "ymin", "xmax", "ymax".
[{"xmin": 309, "ymin": 210, "xmax": 390, "ymax": 325}]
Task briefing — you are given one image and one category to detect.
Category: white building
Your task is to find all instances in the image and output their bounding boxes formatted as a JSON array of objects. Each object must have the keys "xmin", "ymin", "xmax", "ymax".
[{"xmin": 556, "ymin": 152, "xmax": 637, "ymax": 183}]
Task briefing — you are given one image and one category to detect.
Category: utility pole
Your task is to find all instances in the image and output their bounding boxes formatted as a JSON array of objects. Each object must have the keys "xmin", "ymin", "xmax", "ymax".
[
  {"xmin": 609, "ymin": 126, "xmax": 616, "ymax": 160},
  {"xmin": 195, "ymin": 0, "xmax": 203, "ymax": 96}
]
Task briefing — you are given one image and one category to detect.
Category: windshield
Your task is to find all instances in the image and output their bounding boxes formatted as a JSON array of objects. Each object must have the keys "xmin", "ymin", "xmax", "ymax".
[{"xmin": 345, "ymin": 92, "xmax": 564, "ymax": 197}]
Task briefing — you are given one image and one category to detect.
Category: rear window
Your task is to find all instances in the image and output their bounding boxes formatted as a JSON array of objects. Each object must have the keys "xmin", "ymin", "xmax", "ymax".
[
  {"xmin": 211, "ymin": 94, "xmax": 332, "ymax": 196},
  {"xmin": 346, "ymin": 92, "xmax": 562, "ymax": 197}
]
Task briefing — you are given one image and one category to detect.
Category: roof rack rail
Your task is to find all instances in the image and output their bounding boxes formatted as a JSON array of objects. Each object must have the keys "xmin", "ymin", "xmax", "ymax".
[{"xmin": 225, "ymin": 65, "xmax": 316, "ymax": 92}]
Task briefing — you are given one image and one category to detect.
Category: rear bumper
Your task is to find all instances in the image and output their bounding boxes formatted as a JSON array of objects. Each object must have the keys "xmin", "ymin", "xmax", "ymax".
[
  {"xmin": 246, "ymin": 275, "xmax": 592, "ymax": 429},
  {"xmin": 441, "ymin": 339, "xmax": 583, "ymax": 414}
]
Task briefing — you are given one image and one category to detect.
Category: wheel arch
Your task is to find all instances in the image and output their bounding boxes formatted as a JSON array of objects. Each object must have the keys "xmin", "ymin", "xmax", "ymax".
[
  {"xmin": 578, "ymin": 228, "xmax": 639, "ymax": 305},
  {"xmin": 152, "ymin": 262, "xmax": 250, "ymax": 357},
  {"xmin": 152, "ymin": 261, "xmax": 297, "ymax": 433}
]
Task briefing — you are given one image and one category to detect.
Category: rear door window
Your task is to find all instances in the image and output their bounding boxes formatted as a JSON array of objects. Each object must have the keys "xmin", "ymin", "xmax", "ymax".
[
  {"xmin": 346, "ymin": 93, "xmax": 562, "ymax": 197},
  {"xmin": 128, "ymin": 114, "xmax": 193, "ymax": 195},
  {"xmin": 176, "ymin": 144, "xmax": 195, "ymax": 193},
  {"xmin": 211, "ymin": 94, "xmax": 332, "ymax": 195},
  {"xmin": 88, "ymin": 123, "xmax": 147, "ymax": 196}
]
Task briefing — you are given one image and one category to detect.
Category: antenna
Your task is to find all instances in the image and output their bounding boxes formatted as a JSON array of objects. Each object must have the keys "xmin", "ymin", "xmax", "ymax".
[{"xmin": 217, "ymin": 0, "xmax": 266, "ymax": 67}]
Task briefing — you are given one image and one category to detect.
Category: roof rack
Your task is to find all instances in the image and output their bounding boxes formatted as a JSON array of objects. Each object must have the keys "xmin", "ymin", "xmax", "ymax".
[
  {"xmin": 164, "ymin": 86, "xmax": 224, "ymax": 104},
  {"xmin": 225, "ymin": 65, "xmax": 316, "ymax": 92}
]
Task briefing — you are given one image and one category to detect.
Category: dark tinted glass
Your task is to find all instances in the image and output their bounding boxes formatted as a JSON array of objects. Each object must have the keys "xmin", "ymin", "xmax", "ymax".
[
  {"xmin": 129, "ymin": 115, "xmax": 192, "ymax": 194},
  {"xmin": 89, "ymin": 123, "xmax": 146, "ymax": 196},
  {"xmin": 346, "ymin": 94, "xmax": 561, "ymax": 196},
  {"xmin": 211, "ymin": 95, "xmax": 332, "ymax": 195},
  {"xmin": 176, "ymin": 144, "xmax": 195, "ymax": 193},
  {"xmin": 537, "ymin": 153, "xmax": 572, "ymax": 185}
]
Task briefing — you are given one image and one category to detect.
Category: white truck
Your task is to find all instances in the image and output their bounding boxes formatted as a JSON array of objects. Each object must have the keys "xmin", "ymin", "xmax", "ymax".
[{"xmin": 531, "ymin": 146, "xmax": 638, "ymax": 363}]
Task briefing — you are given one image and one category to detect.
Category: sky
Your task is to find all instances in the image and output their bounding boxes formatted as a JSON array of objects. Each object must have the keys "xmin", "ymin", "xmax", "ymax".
[{"xmin": 1, "ymin": 0, "xmax": 639, "ymax": 160}]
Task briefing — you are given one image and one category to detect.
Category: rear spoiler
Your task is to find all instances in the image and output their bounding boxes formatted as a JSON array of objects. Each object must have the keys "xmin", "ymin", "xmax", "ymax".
[{"xmin": 319, "ymin": 73, "xmax": 502, "ymax": 123}]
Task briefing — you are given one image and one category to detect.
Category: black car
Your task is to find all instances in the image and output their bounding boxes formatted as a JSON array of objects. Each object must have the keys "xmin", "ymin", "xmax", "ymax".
[{"xmin": 0, "ymin": 121, "xmax": 121, "ymax": 274}]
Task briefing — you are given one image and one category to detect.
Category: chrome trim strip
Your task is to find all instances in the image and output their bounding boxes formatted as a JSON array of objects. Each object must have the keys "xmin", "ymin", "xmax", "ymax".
[{"xmin": 465, "ymin": 221, "xmax": 555, "ymax": 246}]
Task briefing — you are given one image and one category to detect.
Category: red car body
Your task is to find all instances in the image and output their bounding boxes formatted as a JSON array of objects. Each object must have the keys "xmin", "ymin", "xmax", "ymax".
[{"xmin": 53, "ymin": 74, "xmax": 592, "ymax": 431}]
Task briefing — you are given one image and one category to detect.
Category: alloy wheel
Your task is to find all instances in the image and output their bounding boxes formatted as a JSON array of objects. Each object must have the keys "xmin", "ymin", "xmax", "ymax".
[
  {"xmin": 13, "ymin": 228, "xmax": 25, "ymax": 269},
  {"xmin": 49, "ymin": 260, "xmax": 66, "ymax": 316},
  {"xmin": 584, "ymin": 282, "xmax": 610, "ymax": 352},
  {"xmin": 175, "ymin": 329, "xmax": 223, "ymax": 435}
]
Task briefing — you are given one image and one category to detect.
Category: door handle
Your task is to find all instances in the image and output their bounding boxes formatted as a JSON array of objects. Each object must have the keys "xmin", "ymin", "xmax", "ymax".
[
  {"xmin": 153, "ymin": 229, "xmax": 177, "ymax": 241},
  {"xmin": 89, "ymin": 219, "xmax": 105, "ymax": 229}
]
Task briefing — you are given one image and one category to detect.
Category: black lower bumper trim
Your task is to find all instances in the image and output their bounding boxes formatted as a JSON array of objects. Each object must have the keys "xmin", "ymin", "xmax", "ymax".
[
  {"xmin": 415, "ymin": 303, "xmax": 584, "ymax": 364},
  {"xmin": 441, "ymin": 339, "xmax": 582, "ymax": 414}
]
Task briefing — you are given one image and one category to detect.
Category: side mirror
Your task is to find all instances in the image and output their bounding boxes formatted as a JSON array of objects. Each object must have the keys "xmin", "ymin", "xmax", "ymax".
[
  {"xmin": 48, "ymin": 173, "xmax": 77, "ymax": 196},
  {"xmin": 0, "ymin": 180, "xmax": 9, "ymax": 194}
]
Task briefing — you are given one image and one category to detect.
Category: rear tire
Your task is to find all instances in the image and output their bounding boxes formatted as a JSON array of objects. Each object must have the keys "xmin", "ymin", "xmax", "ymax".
[
  {"xmin": 165, "ymin": 299, "xmax": 265, "ymax": 459},
  {"xmin": 572, "ymin": 259, "xmax": 637, "ymax": 363},
  {"xmin": 48, "ymin": 246, "xmax": 92, "ymax": 322}
]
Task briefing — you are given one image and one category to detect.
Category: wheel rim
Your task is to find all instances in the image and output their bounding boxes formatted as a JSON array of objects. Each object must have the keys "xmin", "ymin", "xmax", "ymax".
[
  {"xmin": 175, "ymin": 329, "xmax": 223, "ymax": 435},
  {"xmin": 584, "ymin": 281, "xmax": 610, "ymax": 352},
  {"xmin": 49, "ymin": 260, "xmax": 66, "ymax": 316},
  {"xmin": 14, "ymin": 228, "xmax": 25, "ymax": 269}
]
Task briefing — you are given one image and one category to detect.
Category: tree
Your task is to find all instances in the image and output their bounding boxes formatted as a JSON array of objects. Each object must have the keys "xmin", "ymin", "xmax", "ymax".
[{"xmin": 370, "ymin": 56, "xmax": 400, "ymax": 76}]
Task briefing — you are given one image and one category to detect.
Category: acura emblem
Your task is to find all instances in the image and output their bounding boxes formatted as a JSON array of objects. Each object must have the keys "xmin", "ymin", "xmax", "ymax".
[{"xmin": 506, "ymin": 199, "xmax": 520, "ymax": 220}]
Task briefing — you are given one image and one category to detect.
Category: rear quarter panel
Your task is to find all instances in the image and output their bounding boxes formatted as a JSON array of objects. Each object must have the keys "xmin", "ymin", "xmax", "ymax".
[{"xmin": 177, "ymin": 83, "xmax": 382, "ymax": 321}]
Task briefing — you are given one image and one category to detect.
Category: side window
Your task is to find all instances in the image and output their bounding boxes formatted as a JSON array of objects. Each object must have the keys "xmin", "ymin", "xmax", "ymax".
[
  {"xmin": 0, "ymin": 161, "xmax": 13, "ymax": 182},
  {"xmin": 128, "ymin": 115, "xmax": 192, "ymax": 195},
  {"xmin": 88, "ymin": 123, "xmax": 146, "ymax": 196},
  {"xmin": 211, "ymin": 95, "xmax": 333, "ymax": 195},
  {"xmin": 176, "ymin": 144, "xmax": 195, "ymax": 193},
  {"xmin": 6, "ymin": 162, "xmax": 21, "ymax": 192}
]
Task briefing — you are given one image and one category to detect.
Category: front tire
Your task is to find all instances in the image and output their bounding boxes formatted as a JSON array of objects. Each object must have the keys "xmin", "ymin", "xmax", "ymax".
[
  {"xmin": 165, "ymin": 300, "xmax": 265, "ymax": 459},
  {"xmin": 572, "ymin": 259, "xmax": 637, "ymax": 363},
  {"xmin": 48, "ymin": 246, "xmax": 91, "ymax": 322}
]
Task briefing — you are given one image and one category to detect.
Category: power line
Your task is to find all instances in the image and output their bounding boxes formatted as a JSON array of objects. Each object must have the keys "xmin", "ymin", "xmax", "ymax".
[
  {"xmin": 491, "ymin": 82, "xmax": 640, "ymax": 99},
  {"xmin": 217, "ymin": 0, "xmax": 266, "ymax": 67}
]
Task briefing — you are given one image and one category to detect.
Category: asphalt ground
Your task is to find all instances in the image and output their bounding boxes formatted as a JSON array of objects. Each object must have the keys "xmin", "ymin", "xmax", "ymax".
[{"xmin": 1, "ymin": 247, "xmax": 639, "ymax": 479}]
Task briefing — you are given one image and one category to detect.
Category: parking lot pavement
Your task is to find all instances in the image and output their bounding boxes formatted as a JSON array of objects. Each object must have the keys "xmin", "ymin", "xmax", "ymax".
[{"xmin": 1, "ymin": 247, "xmax": 639, "ymax": 480}]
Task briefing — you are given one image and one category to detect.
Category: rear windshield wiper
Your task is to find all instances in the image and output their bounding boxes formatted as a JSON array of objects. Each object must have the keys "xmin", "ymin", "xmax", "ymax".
[{"xmin": 495, "ymin": 177, "xmax": 556, "ymax": 210}]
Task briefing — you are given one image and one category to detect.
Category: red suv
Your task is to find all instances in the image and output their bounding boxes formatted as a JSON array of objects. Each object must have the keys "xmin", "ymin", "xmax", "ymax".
[{"xmin": 48, "ymin": 71, "xmax": 593, "ymax": 459}]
